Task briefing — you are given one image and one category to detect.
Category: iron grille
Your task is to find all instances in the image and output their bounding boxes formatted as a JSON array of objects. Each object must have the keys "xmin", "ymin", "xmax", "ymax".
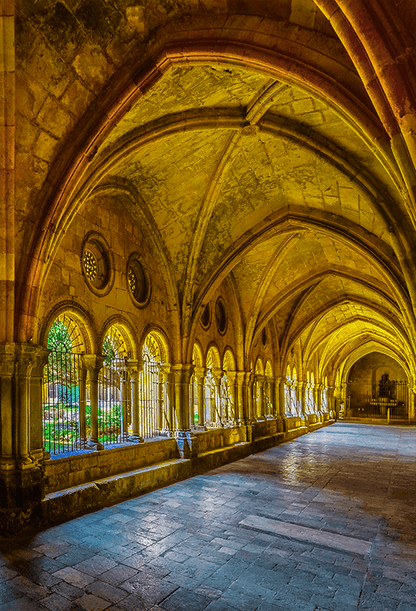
[
  {"xmin": 43, "ymin": 352, "xmax": 83, "ymax": 455},
  {"xmin": 347, "ymin": 379, "xmax": 408, "ymax": 419}
]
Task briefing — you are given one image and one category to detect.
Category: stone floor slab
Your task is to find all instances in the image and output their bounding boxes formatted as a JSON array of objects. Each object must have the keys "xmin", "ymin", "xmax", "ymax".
[{"xmin": 2, "ymin": 424, "xmax": 416, "ymax": 611}]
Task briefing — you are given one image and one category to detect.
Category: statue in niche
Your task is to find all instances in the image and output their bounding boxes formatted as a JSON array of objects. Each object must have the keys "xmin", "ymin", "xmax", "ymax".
[{"xmin": 378, "ymin": 373, "xmax": 395, "ymax": 400}]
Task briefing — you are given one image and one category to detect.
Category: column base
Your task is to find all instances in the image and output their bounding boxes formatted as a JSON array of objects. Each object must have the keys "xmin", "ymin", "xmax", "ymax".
[
  {"xmin": 0, "ymin": 458, "xmax": 15, "ymax": 471},
  {"xmin": 85, "ymin": 440, "xmax": 104, "ymax": 451},
  {"xmin": 17, "ymin": 456, "xmax": 35, "ymax": 469},
  {"xmin": 76, "ymin": 438, "xmax": 91, "ymax": 449},
  {"xmin": 174, "ymin": 430, "xmax": 197, "ymax": 458},
  {"xmin": 118, "ymin": 432, "xmax": 131, "ymax": 443},
  {"xmin": 128, "ymin": 434, "xmax": 145, "ymax": 443},
  {"xmin": 159, "ymin": 428, "xmax": 174, "ymax": 437}
]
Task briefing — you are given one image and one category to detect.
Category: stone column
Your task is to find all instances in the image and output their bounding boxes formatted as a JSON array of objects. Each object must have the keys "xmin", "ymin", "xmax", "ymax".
[
  {"xmin": 315, "ymin": 383, "xmax": 322, "ymax": 412},
  {"xmin": 244, "ymin": 371, "xmax": 254, "ymax": 423},
  {"xmin": 0, "ymin": 343, "xmax": 46, "ymax": 526},
  {"xmin": 172, "ymin": 364, "xmax": 195, "ymax": 458},
  {"xmin": 327, "ymin": 385, "xmax": 335, "ymax": 418},
  {"xmin": 263, "ymin": 377, "xmax": 275, "ymax": 418},
  {"xmin": 194, "ymin": 366, "xmax": 205, "ymax": 427},
  {"xmin": 78, "ymin": 365, "xmax": 88, "ymax": 446},
  {"xmin": 0, "ymin": 5, "xmax": 15, "ymax": 346},
  {"xmin": 15, "ymin": 344, "xmax": 45, "ymax": 467},
  {"xmin": 256, "ymin": 375, "xmax": 264, "ymax": 420},
  {"xmin": 82, "ymin": 355, "xmax": 104, "ymax": 450},
  {"xmin": 212, "ymin": 368, "xmax": 223, "ymax": 426},
  {"xmin": 127, "ymin": 360, "xmax": 144, "ymax": 442},
  {"xmin": 279, "ymin": 378, "xmax": 289, "ymax": 418},
  {"xmin": 189, "ymin": 373, "xmax": 195, "ymax": 426},
  {"xmin": 410, "ymin": 386, "xmax": 416, "ymax": 421},
  {"xmin": 298, "ymin": 381, "xmax": 306, "ymax": 417},
  {"xmin": 158, "ymin": 366, "xmax": 171, "ymax": 434},
  {"xmin": 117, "ymin": 364, "xmax": 129, "ymax": 441},
  {"xmin": 273, "ymin": 377, "xmax": 283, "ymax": 431},
  {"xmin": 29, "ymin": 347, "xmax": 50, "ymax": 462},
  {"xmin": 172, "ymin": 364, "xmax": 194, "ymax": 431},
  {"xmin": 226, "ymin": 371, "xmax": 237, "ymax": 424},
  {"xmin": 236, "ymin": 371, "xmax": 245, "ymax": 424},
  {"xmin": 0, "ymin": 343, "xmax": 17, "ymax": 472}
]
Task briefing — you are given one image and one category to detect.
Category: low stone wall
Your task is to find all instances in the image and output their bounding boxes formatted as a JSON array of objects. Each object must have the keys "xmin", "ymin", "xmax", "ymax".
[
  {"xmin": 44, "ymin": 437, "xmax": 179, "ymax": 494},
  {"xmin": 194, "ymin": 426, "xmax": 246, "ymax": 456},
  {"xmin": 0, "ymin": 417, "xmax": 334, "ymax": 535}
]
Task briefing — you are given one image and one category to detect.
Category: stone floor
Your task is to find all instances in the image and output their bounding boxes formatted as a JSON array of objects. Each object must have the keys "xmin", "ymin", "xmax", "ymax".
[{"xmin": 1, "ymin": 422, "xmax": 416, "ymax": 611}]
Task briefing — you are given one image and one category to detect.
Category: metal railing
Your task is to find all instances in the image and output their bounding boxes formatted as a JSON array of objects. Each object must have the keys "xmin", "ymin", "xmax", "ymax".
[
  {"xmin": 347, "ymin": 380, "xmax": 408, "ymax": 420},
  {"xmin": 42, "ymin": 352, "xmax": 82, "ymax": 455}
]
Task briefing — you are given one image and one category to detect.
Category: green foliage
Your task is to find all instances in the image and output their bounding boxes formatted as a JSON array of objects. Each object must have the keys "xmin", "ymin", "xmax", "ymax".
[
  {"xmin": 47, "ymin": 320, "xmax": 72, "ymax": 352},
  {"xmin": 98, "ymin": 403, "xmax": 121, "ymax": 442},
  {"xmin": 46, "ymin": 320, "xmax": 74, "ymax": 385},
  {"xmin": 103, "ymin": 335, "xmax": 116, "ymax": 366},
  {"xmin": 43, "ymin": 420, "xmax": 79, "ymax": 453},
  {"xmin": 43, "ymin": 403, "xmax": 123, "ymax": 452}
]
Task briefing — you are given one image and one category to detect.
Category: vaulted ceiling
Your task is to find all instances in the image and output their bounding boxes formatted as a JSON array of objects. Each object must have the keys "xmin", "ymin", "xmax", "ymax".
[{"xmin": 14, "ymin": 0, "xmax": 416, "ymax": 379}]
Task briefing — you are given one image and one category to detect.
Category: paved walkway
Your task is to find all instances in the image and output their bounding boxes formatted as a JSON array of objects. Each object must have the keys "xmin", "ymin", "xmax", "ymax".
[{"xmin": 1, "ymin": 423, "xmax": 416, "ymax": 611}]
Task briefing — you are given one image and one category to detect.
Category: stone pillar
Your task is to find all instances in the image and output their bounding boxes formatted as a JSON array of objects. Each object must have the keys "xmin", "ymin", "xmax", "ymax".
[
  {"xmin": 82, "ymin": 355, "xmax": 104, "ymax": 450},
  {"xmin": 212, "ymin": 368, "xmax": 223, "ymax": 425},
  {"xmin": 15, "ymin": 344, "xmax": 45, "ymax": 467},
  {"xmin": 410, "ymin": 386, "xmax": 416, "ymax": 421},
  {"xmin": 265, "ymin": 377, "xmax": 274, "ymax": 418},
  {"xmin": 172, "ymin": 364, "xmax": 194, "ymax": 431},
  {"xmin": 236, "ymin": 371, "xmax": 245, "ymax": 423},
  {"xmin": 194, "ymin": 366, "xmax": 205, "ymax": 427},
  {"xmin": 227, "ymin": 371, "xmax": 237, "ymax": 424},
  {"xmin": 0, "ymin": 5, "xmax": 15, "ymax": 346},
  {"xmin": 127, "ymin": 360, "xmax": 144, "ymax": 442},
  {"xmin": 278, "ymin": 377, "xmax": 285, "ymax": 417},
  {"xmin": 0, "ymin": 344, "xmax": 17, "ymax": 472},
  {"xmin": 327, "ymin": 385, "xmax": 335, "ymax": 418},
  {"xmin": 316, "ymin": 384, "xmax": 322, "ymax": 412},
  {"xmin": 298, "ymin": 381, "xmax": 306, "ymax": 417},
  {"xmin": 244, "ymin": 372, "xmax": 254, "ymax": 423},
  {"xmin": 0, "ymin": 344, "xmax": 47, "ymax": 532},
  {"xmin": 257, "ymin": 375, "xmax": 264, "ymax": 419},
  {"xmin": 166, "ymin": 369, "xmax": 175, "ymax": 432},
  {"xmin": 172, "ymin": 364, "xmax": 195, "ymax": 458},
  {"xmin": 117, "ymin": 364, "xmax": 129, "ymax": 441},
  {"xmin": 29, "ymin": 347, "xmax": 50, "ymax": 462},
  {"xmin": 189, "ymin": 373, "xmax": 195, "ymax": 426},
  {"xmin": 78, "ymin": 365, "xmax": 88, "ymax": 446}
]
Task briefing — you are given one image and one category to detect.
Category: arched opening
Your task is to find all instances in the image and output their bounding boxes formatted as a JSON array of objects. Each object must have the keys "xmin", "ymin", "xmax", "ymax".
[
  {"xmin": 42, "ymin": 313, "xmax": 86, "ymax": 455},
  {"xmin": 205, "ymin": 346, "xmax": 221, "ymax": 427},
  {"xmin": 190, "ymin": 343, "xmax": 204, "ymax": 428},
  {"xmin": 254, "ymin": 357, "xmax": 265, "ymax": 420},
  {"xmin": 321, "ymin": 376, "xmax": 328, "ymax": 413},
  {"xmin": 138, "ymin": 331, "xmax": 171, "ymax": 438},
  {"xmin": 221, "ymin": 349, "xmax": 236, "ymax": 425},
  {"xmin": 284, "ymin": 365, "xmax": 292, "ymax": 416},
  {"xmin": 99, "ymin": 325, "xmax": 131, "ymax": 446},
  {"xmin": 346, "ymin": 352, "xmax": 409, "ymax": 420},
  {"xmin": 264, "ymin": 361, "xmax": 274, "ymax": 418}
]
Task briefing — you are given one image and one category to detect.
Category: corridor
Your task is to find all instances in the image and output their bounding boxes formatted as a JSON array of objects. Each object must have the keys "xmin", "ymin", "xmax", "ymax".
[{"xmin": 1, "ymin": 423, "xmax": 416, "ymax": 611}]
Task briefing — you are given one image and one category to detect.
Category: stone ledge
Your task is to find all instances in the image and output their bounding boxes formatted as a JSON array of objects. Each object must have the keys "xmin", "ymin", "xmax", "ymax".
[
  {"xmin": 0, "ymin": 420, "xmax": 335, "ymax": 534},
  {"xmin": 197, "ymin": 441, "xmax": 249, "ymax": 458},
  {"xmin": 42, "ymin": 457, "xmax": 191, "ymax": 527},
  {"xmin": 286, "ymin": 426, "xmax": 309, "ymax": 440}
]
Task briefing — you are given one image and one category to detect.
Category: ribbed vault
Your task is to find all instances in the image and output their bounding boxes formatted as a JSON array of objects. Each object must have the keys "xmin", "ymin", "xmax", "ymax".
[{"xmin": 14, "ymin": 0, "xmax": 416, "ymax": 387}]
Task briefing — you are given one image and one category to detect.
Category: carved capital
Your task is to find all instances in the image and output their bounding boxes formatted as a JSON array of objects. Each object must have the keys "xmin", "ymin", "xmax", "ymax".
[
  {"xmin": 0, "ymin": 343, "xmax": 17, "ymax": 377},
  {"xmin": 172, "ymin": 364, "xmax": 194, "ymax": 384},
  {"xmin": 126, "ymin": 359, "xmax": 143, "ymax": 379},
  {"xmin": 82, "ymin": 354, "xmax": 104, "ymax": 376},
  {"xmin": 0, "ymin": 343, "xmax": 50, "ymax": 377}
]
